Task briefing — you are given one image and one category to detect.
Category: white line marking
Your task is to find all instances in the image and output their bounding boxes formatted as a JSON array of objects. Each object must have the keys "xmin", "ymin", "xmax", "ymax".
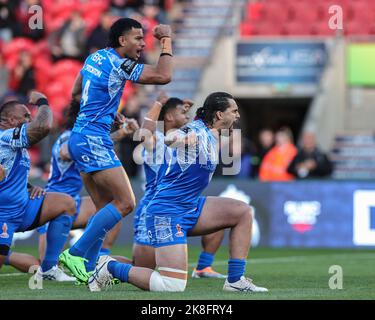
[
  {"xmin": 188, "ymin": 253, "xmax": 375, "ymax": 267},
  {"xmin": 1, "ymin": 253, "xmax": 373, "ymax": 276},
  {"xmin": 0, "ymin": 272, "xmax": 25, "ymax": 277}
]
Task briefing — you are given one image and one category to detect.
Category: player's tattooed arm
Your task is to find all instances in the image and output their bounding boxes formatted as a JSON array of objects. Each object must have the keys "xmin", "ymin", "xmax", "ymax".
[
  {"xmin": 138, "ymin": 25, "xmax": 173, "ymax": 85},
  {"xmin": 26, "ymin": 91, "xmax": 53, "ymax": 146},
  {"xmin": 140, "ymin": 92, "xmax": 169, "ymax": 151}
]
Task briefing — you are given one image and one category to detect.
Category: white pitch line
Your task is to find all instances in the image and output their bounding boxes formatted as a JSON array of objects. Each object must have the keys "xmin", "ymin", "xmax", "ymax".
[
  {"xmin": 188, "ymin": 252, "xmax": 375, "ymax": 267},
  {"xmin": 0, "ymin": 253, "xmax": 373, "ymax": 276},
  {"xmin": 0, "ymin": 272, "xmax": 25, "ymax": 277}
]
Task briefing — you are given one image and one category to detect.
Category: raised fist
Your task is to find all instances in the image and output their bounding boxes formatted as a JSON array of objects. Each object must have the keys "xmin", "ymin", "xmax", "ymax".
[
  {"xmin": 29, "ymin": 91, "xmax": 47, "ymax": 105},
  {"xmin": 153, "ymin": 24, "xmax": 172, "ymax": 40}
]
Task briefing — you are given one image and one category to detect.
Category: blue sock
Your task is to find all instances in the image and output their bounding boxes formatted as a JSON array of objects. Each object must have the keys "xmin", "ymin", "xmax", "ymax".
[
  {"xmin": 4, "ymin": 250, "xmax": 12, "ymax": 265},
  {"xmin": 41, "ymin": 214, "xmax": 73, "ymax": 272},
  {"xmin": 227, "ymin": 259, "xmax": 246, "ymax": 283},
  {"xmin": 107, "ymin": 261, "xmax": 132, "ymax": 283},
  {"xmin": 69, "ymin": 203, "xmax": 122, "ymax": 257},
  {"xmin": 84, "ymin": 239, "xmax": 103, "ymax": 272},
  {"xmin": 99, "ymin": 248, "xmax": 111, "ymax": 256},
  {"xmin": 196, "ymin": 251, "xmax": 214, "ymax": 270}
]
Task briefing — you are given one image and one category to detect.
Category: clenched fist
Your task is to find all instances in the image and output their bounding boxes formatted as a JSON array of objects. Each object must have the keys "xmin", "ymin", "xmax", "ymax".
[
  {"xmin": 29, "ymin": 91, "xmax": 47, "ymax": 105},
  {"xmin": 153, "ymin": 24, "xmax": 172, "ymax": 40}
]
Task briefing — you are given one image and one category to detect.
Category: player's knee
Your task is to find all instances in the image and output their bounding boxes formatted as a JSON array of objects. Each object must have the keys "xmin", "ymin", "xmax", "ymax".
[
  {"xmin": 149, "ymin": 271, "xmax": 187, "ymax": 292},
  {"xmin": 64, "ymin": 195, "xmax": 77, "ymax": 216},
  {"xmin": 113, "ymin": 198, "xmax": 136, "ymax": 216},
  {"xmin": 239, "ymin": 203, "xmax": 253, "ymax": 226}
]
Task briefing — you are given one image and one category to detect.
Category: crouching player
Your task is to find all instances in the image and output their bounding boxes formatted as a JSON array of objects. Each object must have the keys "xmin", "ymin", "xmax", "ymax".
[
  {"xmin": 88, "ymin": 92, "xmax": 268, "ymax": 293},
  {"xmin": 0, "ymin": 92, "xmax": 77, "ymax": 281},
  {"xmin": 132, "ymin": 94, "xmax": 225, "ymax": 279},
  {"xmin": 5, "ymin": 98, "xmax": 137, "ymax": 277}
]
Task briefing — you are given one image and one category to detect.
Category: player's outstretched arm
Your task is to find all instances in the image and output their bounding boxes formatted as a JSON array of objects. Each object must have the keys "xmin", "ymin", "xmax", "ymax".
[
  {"xmin": 138, "ymin": 25, "xmax": 173, "ymax": 85},
  {"xmin": 26, "ymin": 91, "xmax": 53, "ymax": 146},
  {"xmin": 140, "ymin": 92, "xmax": 169, "ymax": 151}
]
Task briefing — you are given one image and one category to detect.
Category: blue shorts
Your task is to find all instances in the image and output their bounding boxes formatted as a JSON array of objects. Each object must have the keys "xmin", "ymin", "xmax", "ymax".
[
  {"xmin": 146, "ymin": 197, "xmax": 206, "ymax": 248},
  {"xmin": 0, "ymin": 195, "xmax": 45, "ymax": 256},
  {"xmin": 68, "ymin": 132, "xmax": 122, "ymax": 174},
  {"xmin": 133, "ymin": 199, "xmax": 151, "ymax": 246},
  {"xmin": 37, "ymin": 195, "xmax": 81, "ymax": 234}
]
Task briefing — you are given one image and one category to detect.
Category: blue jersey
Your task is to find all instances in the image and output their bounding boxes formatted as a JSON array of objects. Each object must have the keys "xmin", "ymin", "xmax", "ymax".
[
  {"xmin": 0, "ymin": 124, "xmax": 30, "ymax": 220},
  {"xmin": 146, "ymin": 120, "xmax": 217, "ymax": 216},
  {"xmin": 45, "ymin": 130, "xmax": 83, "ymax": 197},
  {"xmin": 73, "ymin": 48, "xmax": 144, "ymax": 136},
  {"xmin": 141, "ymin": 131, "xmax": 170, "ymax": 205}
]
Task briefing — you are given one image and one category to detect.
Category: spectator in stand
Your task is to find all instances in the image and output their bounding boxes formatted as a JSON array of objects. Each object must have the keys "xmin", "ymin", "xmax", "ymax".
[
  {"xmin": 0, "ymin": 53, "xmax": 9, "ymax": 101},
  {"xmin": 17, "ymin": 0, "xmax": 45, "ymax": 41},
  {"xmin": 110, "ymin": 0, "xmax": 144, "ymax": 18},
  {"xmin": 236, "ymin": 137, "xmax": 256, "ymax": 178},
  {"xmin": 0, "ymin": 0, "xmax": 21, "ymax": 42},
  {"xmin": 259, "ymin": 127, "xmax": 297, "ymax": 181},
  {"xmin": 9, "ymin": 50, "xmax": 36, "ymax": 101},
  {"xmin": 86, "ymin": 11, "xmax": 113, "ymax": 55},
  {"xmin": 140, "ymin": 4, "xmax": 159, "ymax": 53},
  {"xmin": 144, "ymin": 0, "xmax": 170, "ymax": 24},
  {"xmin": 49, "ymin": 11, "xmax": 86, "ymax": 61},
  {"xmin": 287, "ymin": 132, "xmax": 333, "ymax": 179},
  {"xmin": 253, "ymin": 128, "xmax": 274, "ymax": 177}
]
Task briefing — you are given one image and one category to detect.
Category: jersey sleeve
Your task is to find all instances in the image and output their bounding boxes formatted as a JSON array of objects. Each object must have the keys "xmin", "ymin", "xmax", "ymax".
[
  {"xmin": 0, "ymin": 124, "xmax": 30, "ymax": 149},
  {"xmin": 119, "ymin": 58, "xmax": 144, "ymax": 82}
]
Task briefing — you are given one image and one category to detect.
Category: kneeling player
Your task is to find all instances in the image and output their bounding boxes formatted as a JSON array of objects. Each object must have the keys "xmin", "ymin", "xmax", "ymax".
[
  {"xmin": 0, "ymin": 92, "xmax": 77, "ymax": 281},
  {"xmin": 88, "ymin": 92, "xmax": 268, "ymax": 293},
  {"xmin": 132, "ymin": 94, "xmax": 225, "ymax": 279}
]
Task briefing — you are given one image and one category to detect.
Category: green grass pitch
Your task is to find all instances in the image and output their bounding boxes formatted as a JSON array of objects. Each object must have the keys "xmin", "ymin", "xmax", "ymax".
[{"xmin": 1, "ymin": 246, "xmax": 374, "ymax": 300}]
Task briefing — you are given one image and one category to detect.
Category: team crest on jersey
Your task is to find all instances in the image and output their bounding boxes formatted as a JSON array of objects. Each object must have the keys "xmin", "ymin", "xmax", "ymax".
[
  {"xmin": 121, "ymin": 59, "xmax": 137, "ymax": 75},
  {"xmin": 175, "ymin": 224, "xmax": 184, "ymax": 237},
  {"xmin": 0, "ymin": 223, "xmax": 9, "ymax": 239}
]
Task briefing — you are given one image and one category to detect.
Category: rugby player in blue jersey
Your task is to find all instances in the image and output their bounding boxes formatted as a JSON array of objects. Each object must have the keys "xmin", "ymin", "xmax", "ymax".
[
  {"xmin": 0, "ymin": 92, "xmax": 77, "ymax": 281},
  {"xmin": 58, "ymin": 18, "xmax": 173, "ymax": 283},
  {"xmin": 88, "ymin": 92, "xmax": 268, "ymax": 293},
  {"xmin": 132, "ymin": 94, "xmax": 225, "ymax": 279},
  {"xmin": 5, "ymin": 97, "xmax": 138, "ymax": 277}
]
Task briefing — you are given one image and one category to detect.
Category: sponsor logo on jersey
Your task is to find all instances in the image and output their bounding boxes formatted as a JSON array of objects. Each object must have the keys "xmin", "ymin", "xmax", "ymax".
[
  {"xmin": 0, "ymin": 223, "xmax": 9, "ymax": 239},
  {"xmin": 82, "ymin": 155, "xmax": 90, "ymax": 162},
  {"xmin": 175, "ymin": 224, "xmax": 184, "ymax": 237}
]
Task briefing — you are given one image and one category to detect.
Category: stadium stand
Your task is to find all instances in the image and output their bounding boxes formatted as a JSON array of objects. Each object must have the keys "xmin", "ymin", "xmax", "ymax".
[{"xmin": 240, "ymin": 0, "xmax": 375, "ymax": 37}]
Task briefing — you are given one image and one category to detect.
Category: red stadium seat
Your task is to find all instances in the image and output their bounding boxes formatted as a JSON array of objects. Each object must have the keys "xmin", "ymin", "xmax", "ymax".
[
  {"xmin": 344, "ymin": 21, "xmax": 371, "ymax": 35},
  {"xmin": 262, "ymin": 3, "xmax": 290, "ymax": 24},
  {"xmin": 289, "ymin": 3, "xmax": 320, "ymax": 23},
  {"xmin": 240, "ymin": 21, "xmax": 256, "ymax": 37},
  {"xmin": 311, "ymin": 21, "xmax": 338, "ymax": 36},
  {"xmin": 51, "ymin": 59, "xmax": 83, "ymax": 80},
  {"xmin": 252, "ymin": 22, "xmax": 283, "ymax": 36},
  {"xmin": 282, "ymin": 21, "xmax": 312, "ymax": 36},
  {"xmin": 245, "ymin": 1, "xmax": 263, "ymax": 21},
  {"xmin": 2, "ymin": 38, "xmax": 34, "ymax": 60}
]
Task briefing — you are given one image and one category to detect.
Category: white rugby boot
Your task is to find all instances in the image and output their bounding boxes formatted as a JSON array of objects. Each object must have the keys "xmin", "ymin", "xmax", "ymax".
[
  {"xmin": 223, "ymin": 276, "xmax": 268, "ymax": 293},
  {"xmin": 36, "ymin": 265, "xmax": 76, "ymax": 282},
  {"xmin": 88, "ymin": 255, "xmax": 116, "ymax": 292}
]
